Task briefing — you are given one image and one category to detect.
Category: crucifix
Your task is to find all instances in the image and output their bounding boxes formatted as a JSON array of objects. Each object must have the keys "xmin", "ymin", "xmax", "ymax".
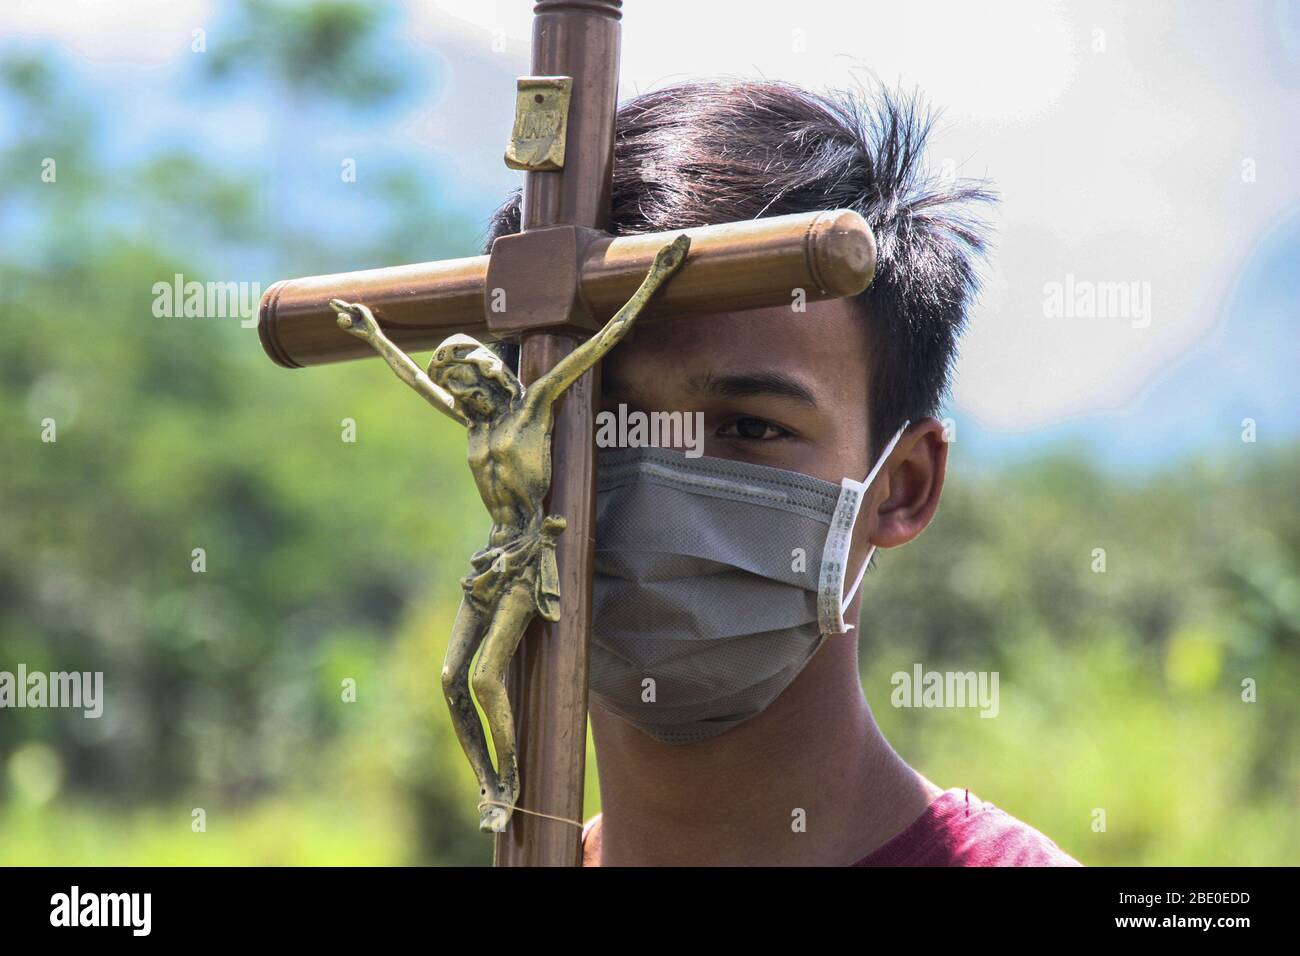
[{"xmin": 257, "ymin": 0, "xmax": 876, "ymax": 867}]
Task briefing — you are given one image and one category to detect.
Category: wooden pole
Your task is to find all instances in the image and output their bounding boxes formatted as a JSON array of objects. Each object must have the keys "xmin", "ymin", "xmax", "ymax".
[{"xmin": 493, "ymin": 0, "xmax": 623, "ymax": 868}]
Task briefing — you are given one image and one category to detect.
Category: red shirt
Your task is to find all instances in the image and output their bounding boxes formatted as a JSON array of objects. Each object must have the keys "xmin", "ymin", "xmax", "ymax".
[
  {"xmin": 581, "ymin": 788, "xmax": 1081, "ymax": 866},
  {"xmin": 852, "ymin": 788, "xmax": 1081, "ymax": 866}
]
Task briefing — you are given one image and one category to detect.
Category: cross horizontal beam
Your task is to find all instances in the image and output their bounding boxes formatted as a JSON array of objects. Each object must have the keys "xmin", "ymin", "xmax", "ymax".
[{"xmin": 257, "ymin": 208, "xmax": 875, "ymax": 368}]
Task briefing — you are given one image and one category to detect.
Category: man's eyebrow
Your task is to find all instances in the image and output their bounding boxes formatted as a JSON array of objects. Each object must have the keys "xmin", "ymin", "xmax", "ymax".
[{"xmin": 689, "ymin": 370, "xmax": 819, "ymax": 407}]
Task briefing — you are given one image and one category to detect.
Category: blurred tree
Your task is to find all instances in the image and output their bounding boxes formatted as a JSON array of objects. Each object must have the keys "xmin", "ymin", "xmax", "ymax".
[{"xmin": 203, "ymin": 0, "xmax": 407, "ymax": 108}]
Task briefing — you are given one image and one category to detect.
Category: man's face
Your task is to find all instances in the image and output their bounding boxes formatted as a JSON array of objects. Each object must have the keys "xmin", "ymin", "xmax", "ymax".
[
  {"xmin": 601, "ymin": 296, "xmax": 874, "ymax": 486},
  {"xmin": 597, "ymin": 295, "xmax": 952, "ymax": 605},
  {"xmin": 592, "ymin": 294, "xmax": 949, "ymax": 744}
]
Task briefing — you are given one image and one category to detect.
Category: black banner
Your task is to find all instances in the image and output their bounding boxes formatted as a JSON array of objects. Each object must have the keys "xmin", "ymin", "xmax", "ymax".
[{"xmin": 0, "ymin": 866, "xmax": 1282, "ymax": 941}]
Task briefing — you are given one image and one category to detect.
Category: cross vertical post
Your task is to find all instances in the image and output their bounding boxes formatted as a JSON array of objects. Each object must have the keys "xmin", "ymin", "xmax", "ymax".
[{"xmin": 490, "ymin": 0, "xmax": 624, "ymax": 867}]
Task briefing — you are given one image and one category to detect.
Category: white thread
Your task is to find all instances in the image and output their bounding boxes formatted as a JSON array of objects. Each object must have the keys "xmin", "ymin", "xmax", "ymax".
[{"xmin": 478, "ymin": 799, "xmax": 584, "ymax": 830}]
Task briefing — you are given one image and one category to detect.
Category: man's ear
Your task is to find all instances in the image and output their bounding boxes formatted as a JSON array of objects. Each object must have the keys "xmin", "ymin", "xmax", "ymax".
[{"xmin": 869, "ymin": 417, "xmax": 948, "ymax": 550}]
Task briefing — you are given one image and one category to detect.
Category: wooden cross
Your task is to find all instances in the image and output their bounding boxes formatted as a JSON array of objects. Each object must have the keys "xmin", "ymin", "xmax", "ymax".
[{"xmin": 257, "ymin": 0, "xmax": 876, "ymax": 867}]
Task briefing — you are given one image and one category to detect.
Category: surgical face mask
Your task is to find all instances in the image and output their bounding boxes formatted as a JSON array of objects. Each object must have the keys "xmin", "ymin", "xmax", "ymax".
[{"xmin": 590, "ymin": 423, "xmax": 908, "ymax": 745}]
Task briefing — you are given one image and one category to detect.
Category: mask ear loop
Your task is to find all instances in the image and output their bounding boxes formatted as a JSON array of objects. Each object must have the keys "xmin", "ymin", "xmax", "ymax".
[{"xmin": 816, "ymin": 421, "xmax": 910, "ymax": 636}]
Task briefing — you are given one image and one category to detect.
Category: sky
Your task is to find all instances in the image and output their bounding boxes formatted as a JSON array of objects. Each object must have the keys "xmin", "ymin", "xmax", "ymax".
[{"xmin": 2, "ymin": 0, "xmax": 1296, "ymax": 468}]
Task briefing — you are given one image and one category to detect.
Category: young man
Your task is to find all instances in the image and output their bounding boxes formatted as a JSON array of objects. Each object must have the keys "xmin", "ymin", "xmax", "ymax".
[{"xmin": 486, "ymin": 80, "xmax": 1080, "ymax": 866}]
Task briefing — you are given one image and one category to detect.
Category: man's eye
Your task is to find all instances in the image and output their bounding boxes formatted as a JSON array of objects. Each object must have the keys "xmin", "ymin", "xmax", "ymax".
[{"xmin": 718, "ymin": 417, "xmax": 788, "ymax": 441}]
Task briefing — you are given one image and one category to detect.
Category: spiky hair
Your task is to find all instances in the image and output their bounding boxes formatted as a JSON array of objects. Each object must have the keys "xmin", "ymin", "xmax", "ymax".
[{"xmin": 485, "ymin": 79, "xmax": 995, "ymax": 454}]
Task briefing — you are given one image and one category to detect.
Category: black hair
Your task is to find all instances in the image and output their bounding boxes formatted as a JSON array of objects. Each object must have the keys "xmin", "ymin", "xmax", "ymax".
[{"xmin": 485, "ymin": 79, "xmax": 995, "ymax": 454}]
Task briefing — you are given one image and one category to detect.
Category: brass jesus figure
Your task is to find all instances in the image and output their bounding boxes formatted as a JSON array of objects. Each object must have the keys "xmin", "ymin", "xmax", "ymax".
[{"xmin": 331, "ymin": 234, "xmax": 689, "ymax": 832}]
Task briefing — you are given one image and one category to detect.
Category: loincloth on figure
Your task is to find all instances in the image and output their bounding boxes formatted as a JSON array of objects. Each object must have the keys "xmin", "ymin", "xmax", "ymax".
[{"xmin": 459, "ymin": 515, "xmax": 567, "ymax": 622}]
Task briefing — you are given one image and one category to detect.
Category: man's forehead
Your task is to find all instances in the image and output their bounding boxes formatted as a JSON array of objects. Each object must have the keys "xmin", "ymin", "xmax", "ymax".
[
  {"xmin": 679, "ymin": 368, "xmax": 819, "ymax": 406},
  {"xmin": 602, "ymin": 297, "xmax": 868, "ymax": 399}
]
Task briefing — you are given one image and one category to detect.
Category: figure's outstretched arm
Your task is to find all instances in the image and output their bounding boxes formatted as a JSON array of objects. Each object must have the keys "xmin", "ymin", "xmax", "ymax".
[
  {"xmin": 525, "ymin": 234, "xmax": 690, "ymax": 411},
  {"xmin": 331, "ymin": 299, "xmax": 469, "ymax": 428}
]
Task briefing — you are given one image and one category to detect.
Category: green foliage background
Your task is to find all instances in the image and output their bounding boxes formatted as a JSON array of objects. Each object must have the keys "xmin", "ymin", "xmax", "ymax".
[{"xmin": 1, "ymin": 2, "xmax": 1295, "ymax": 866}]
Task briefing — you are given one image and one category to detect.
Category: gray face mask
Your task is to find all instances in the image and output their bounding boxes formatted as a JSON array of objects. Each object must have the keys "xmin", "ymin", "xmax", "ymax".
[{"xmin": 590, "ymin": 423, "xmax": 908, "ymax": 745}]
